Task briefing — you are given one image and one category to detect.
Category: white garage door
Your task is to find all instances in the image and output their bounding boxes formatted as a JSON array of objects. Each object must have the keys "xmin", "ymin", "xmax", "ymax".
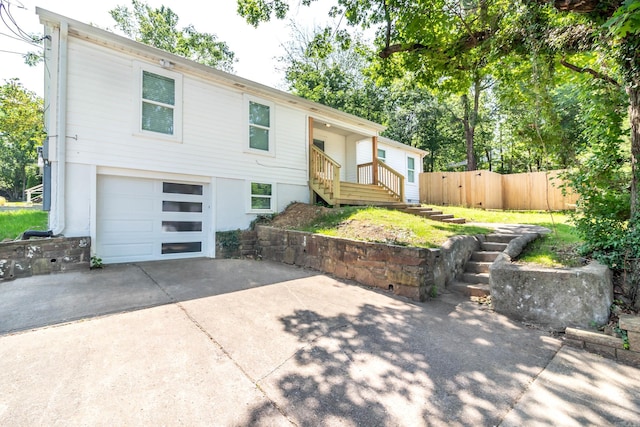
[{"xmin": 97, "ymin": 175, "xmax": 210, "ymax": 264}]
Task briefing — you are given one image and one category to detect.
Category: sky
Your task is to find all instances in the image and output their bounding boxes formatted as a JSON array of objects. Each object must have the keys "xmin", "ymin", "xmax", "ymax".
[{"xmin": 0, "ymin": 0, "xmax": 336, "ymax": 96}]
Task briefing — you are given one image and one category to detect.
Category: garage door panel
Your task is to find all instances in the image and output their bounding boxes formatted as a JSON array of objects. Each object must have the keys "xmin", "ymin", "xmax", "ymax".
[
  {"xmin": 100, "ymin": 219, "xmax": 155, "ymax": 233},
  {"xmin": 100, "ymin": 243, "xmax": 155, "ymax": 258},
  {"xmin": 97, "ymin": 176, "xmax": 209, "ymax": 264}
]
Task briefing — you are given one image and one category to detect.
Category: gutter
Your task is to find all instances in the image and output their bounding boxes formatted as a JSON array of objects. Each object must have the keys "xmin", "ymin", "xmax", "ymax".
[{"xmin": 51, "ymin": 19, "xmax": 68, "ymax": 235}]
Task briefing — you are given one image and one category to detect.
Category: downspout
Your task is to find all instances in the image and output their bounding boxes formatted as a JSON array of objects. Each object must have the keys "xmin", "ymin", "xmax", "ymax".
[{"xmin": 52, "ymin": 21, "xmax": 68, "ymax": 235}]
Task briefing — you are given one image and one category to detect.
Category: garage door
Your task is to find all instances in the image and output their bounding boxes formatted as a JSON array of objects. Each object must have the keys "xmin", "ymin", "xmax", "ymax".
[{"xmin": 97, "ymin": 175, "xmax": 210, "ymax": 264}]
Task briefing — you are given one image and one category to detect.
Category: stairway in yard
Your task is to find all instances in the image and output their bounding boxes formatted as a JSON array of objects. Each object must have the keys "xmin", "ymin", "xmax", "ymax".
[
  {"xmin": 391, "ymin": 205, "xmax": 467, "ymax": 224},
  {"xmin": 449, "ymin": 233, "xmax": 521, "ymax": 297}
]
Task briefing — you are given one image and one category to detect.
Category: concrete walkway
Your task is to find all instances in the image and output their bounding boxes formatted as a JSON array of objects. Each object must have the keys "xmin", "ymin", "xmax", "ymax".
[{"xmin": 1, "ymin": 259, "xmax": 638, "ymax": 426}]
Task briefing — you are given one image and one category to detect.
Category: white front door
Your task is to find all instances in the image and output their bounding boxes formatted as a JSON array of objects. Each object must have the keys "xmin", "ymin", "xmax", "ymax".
[{"xmin": 96, "ymin": 175, "xmax": 209, "ymax": 264}]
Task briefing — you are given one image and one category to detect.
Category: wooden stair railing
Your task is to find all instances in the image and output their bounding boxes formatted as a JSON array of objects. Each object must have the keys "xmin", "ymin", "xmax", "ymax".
[
  {"xmin": 310, "ymin": 145, "xmax": 341, "ymax": 205},
  {"xmin": 357, "ymin": 162, "xmax": 404, "ymax": 202}
]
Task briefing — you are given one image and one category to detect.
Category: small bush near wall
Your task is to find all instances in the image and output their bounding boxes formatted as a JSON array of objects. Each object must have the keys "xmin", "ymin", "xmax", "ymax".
[{"xmin": 0, "ymin": 237, "xmax": 90, "ymax": 280}]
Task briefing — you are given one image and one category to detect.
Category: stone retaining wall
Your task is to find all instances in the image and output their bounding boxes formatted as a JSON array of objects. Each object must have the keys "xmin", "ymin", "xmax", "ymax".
[
  {"xmin": 0, "ymin": 237, "xmax": 90, "ymax": 280},
  {"xmin": 490, "ymin": 233, "xmax": 612, "ymax": 330},
  {"xmin": 565, "ymin": 314, "xmax": 640, "ymax": 367},
  {"xmin": 256, "ymin": 225, "xmax": 479, "ymax": 301}
]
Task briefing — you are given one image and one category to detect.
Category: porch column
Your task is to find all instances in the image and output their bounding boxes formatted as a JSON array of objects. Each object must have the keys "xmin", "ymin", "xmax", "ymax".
[{"xmin": 372, "ymin": 136, "xmax": 378, "ymax": 185}]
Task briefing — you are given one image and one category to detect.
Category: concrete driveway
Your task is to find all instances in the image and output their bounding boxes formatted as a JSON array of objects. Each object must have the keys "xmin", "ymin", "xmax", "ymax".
[{"xmin": 1, "ymin": 259, "xmax": 639, "ymax": 426}]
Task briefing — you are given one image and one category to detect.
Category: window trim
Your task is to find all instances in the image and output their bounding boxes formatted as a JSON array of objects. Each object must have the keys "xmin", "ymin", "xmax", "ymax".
[
  {"xmin": 407, "ymin": 156, "xmax": 416, "ymax": 184},
  {"xmin": 248, "ymin": 181, "xmax": 276, "ymax": 213},
  {"xmin": 133, "ymin": 61, "xmax": 183, "ymax": 142},
  {"xmin": 244, "ymin": 95, "xmax": 275, "ymax": 156}
]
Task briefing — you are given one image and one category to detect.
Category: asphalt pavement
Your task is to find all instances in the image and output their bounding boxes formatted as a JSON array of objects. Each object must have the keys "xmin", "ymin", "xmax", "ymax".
[{"xmin": 1, "ymin": 258, "xmax": 639, "ymax": 426}]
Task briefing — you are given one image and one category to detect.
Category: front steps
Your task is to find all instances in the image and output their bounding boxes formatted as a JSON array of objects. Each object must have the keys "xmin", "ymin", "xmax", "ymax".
[
  {"xmin": 449, "ymin": 234, "xmax": 521, "ymax": 298},
  {"xmin": 391, "ymin": 205, "xmax": 467, "ymax": 224}
]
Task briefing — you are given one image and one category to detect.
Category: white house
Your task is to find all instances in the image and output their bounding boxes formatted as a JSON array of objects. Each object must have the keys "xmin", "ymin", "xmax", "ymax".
[{"xmin": 37, "ymin": 8, "xmax": 426, "ymax": 264}]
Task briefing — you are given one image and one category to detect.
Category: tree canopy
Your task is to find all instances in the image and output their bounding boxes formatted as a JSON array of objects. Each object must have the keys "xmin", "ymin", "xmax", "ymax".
[
  {"xmin": 0, "ymin": 79, "xmax": 45, "ymax": 201},
  {"xmin": 111, "ymin": 0, "xmax": 236, "ymax": 71}
]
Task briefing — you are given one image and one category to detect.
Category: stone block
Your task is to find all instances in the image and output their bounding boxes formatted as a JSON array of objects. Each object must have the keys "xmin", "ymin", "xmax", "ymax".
[
  {"xmin": 491, "ymin": 260, "xmax": 612, "ymax": 329},
  {"xmin": 565, "ymin": 328, "xmax": 624, "ymax": 349},
  {"xmin": 584, "ymin": 342, "xmax": 616, "ymax": 358},
  {"xmin": 619, "ymin": 314, "xmax": 640, "ymax": 333},
  {"xmin": 616, "ymin": 349, "xmax": 640, "ymax": 367},
  {"xmin": 564, "ymin": 338, "xmax": 585, "ymax": 349},
  {"xmin": 627, "ymin": 331, "xmax": 640, "ymax": 352}
]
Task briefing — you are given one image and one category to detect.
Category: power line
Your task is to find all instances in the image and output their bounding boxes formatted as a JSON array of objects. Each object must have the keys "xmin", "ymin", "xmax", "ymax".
[{"xmin": 0, "ymin": 30, "xmax": 42, "ymax": 47}]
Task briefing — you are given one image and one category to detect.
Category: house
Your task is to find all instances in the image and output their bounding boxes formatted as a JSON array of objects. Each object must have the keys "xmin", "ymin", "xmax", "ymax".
[{"xmin": 37, "ymin": 8, "xmax": 427, "ymax": 264}]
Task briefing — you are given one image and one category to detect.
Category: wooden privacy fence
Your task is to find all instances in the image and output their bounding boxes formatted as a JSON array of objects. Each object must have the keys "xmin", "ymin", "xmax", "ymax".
[{"xmin": 419, "ymin": 170, "xmax": 578, "ymax": 211}]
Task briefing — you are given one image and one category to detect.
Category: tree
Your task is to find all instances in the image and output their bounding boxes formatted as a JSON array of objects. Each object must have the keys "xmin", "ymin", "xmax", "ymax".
[
  {"xmin": 0, "ymin": 79, "xmax": 45, "ymax": 201},
  {"xmin": 110, "ymin": 0, "xmax": 236, "ymax": 71}
]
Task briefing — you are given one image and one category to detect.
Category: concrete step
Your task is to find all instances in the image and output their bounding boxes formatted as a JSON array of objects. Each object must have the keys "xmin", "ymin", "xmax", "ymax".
[
  {"xmin": 429, "ymin": 214, "xmax": 454, "ymax": 221},
  {"xmin": 471, "ymin": 251, "xmax": 501, "ymax": 262},
  {"xmin": 442, "ymin": 217, "xmax": 466, "ymax": 224},
  {"xmin": 465, "ymin": 261, "xmax": 492, "ymax": 274},
  {"xmin": 461, "ymin": 272, "xmax": 490, "ymax": 285},
  {"xmin": 449, "ymin": 281, "xmax": 491, "ymax": 297},
  {"xmin": 403, "ymin": 206, "xmax": 434, "ymax": 212},
  {"xmin": 485, "ymin": 233, "xmax": 521, "ymax": 243},
  {"xmin": 481, "ymin": 242, "xmax": 508, "ymax": 252}
]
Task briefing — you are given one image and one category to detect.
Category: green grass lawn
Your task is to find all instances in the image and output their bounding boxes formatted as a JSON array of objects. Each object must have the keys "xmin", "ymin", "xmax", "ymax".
[
  {"xmin": 0, "ymin": 210, "xmax": 49, "ymax": 241},
  {"xmin": 442, "ymin": 206, "xmax": 581, "ymax": 267},
  {"xmin": 297, "ymin": 205, "xmax": 581, "ymax": 266},
  {"xmin": 300, "ymin": 206, "xmax": 493, "ymax": 248}
]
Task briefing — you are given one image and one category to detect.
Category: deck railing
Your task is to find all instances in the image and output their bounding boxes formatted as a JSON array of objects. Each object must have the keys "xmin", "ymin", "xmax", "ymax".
[
  {"xmin": 25, "ymin": 183, "xmax": 43, "ymax": 203},
  {"xmin": 310, "ymin": 145, "xmax": 340, "ymax": 203},
  {"xmin": 357, "ymin": 162, "xmax": 404, "ymax": 201}
]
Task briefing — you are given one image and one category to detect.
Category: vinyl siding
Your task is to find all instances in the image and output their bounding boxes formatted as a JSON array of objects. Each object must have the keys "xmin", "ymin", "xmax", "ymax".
[{"xmin": 64, "ymin": 38, "xmax": 307, "ymax": 186}]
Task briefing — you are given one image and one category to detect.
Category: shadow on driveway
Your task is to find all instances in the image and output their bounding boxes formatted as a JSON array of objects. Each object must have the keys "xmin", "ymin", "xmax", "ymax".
[{"xmin": 0, "ymin": 258, "xmax": 318, "ymax": 335}]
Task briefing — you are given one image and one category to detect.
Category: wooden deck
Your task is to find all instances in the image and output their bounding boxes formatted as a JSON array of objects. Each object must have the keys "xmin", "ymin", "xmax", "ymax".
[{"xmin": 310, "ymin": 145, "xmax": 405, "ymax": 207}]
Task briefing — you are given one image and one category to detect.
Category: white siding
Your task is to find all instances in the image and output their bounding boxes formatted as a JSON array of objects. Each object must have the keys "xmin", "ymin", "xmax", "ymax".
[
  {"xmin": 64, "ymin": 38, "xmax": 307, "ymax": 186},
  {"xmin": 312, "ymin": 129, "xmax": 347, "ymax": 181},
  {"xmin": 356, "ymin": 139, "xmax": 422, "ymax": 203}
]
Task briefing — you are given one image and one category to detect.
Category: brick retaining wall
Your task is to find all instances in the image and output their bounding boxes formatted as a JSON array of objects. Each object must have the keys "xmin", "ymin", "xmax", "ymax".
[
  {"xmin": 565, "ymin": 314, "xmax": 640, "ymax": 367},
  {"xmin": 0, "ymin": 237, "xmax": 90, "ymax": 280},
  {"xmin": 256, "ymin": 225, "xmax": 479, "ymax": 301}
]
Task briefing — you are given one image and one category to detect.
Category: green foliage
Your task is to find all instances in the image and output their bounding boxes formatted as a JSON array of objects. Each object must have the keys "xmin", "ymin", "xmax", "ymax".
[
  {"xmin": 110, "ymin": 0, "xmax": 236, "ymax": 71},
  {"xmin": 0, "ymin": 210, "xmax": 48, "ymax": 241},
  {"xmin": 563, "ymin": 81, "xmax": 630, "ymax": 265},
  {"xmin": 299, "ymin": 206, "xmax": 491, "ymax": 248},
  {"xmin": 0, "ymin": 79, "xmax": 45, "ymax": 201},
  {"xmin": 217, "ymin": 230, "xmax": 241, "ymax": 252},
  {"xmin": 90, "ymin": 256, "xmax": 104, "ymax": 269}
]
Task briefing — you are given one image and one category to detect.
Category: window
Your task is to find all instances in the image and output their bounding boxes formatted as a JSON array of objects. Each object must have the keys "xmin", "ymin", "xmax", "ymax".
[
  {"xmin": 407, "ymin": 157, "xmax": 416, "ymax": 183},
  {"xmin": 377, "ymin": 148, "xmax": 386, "ymax": 163},
  {"xmin": 313, "ymin": 139, "xmax": 325, "ymax": 151},
  {"xmin": 250, "ymin": 182, "xmax": 273, "ymax": 211},
  {"xmin": 249, "ymin": 101, "xmax": 271, "ymax": 151},
  {"xmin": 142, "ymin": 71, "xmax": 175, "ymax": 135},
  {"xmin": 135, "ymin": 63, "xmax": 182, "ymax": 140}
]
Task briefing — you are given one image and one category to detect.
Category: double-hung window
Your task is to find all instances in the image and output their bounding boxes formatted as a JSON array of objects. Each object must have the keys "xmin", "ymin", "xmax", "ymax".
[
  {"xmin": 407, "ymin": 157, "xmax": 416, "ymax": 183},
  {"xmin": 250, "ymin": 182, "xmax": 274, "ymax": 212},
  {"xmin": 136, "ymin": 63, "xmax": 182, "ymax": 140},
  {"xmin": 247, "ymin": 97, "xmax": 274, "ymax": 154},
  {"xmin": 377, "ymin": 148, "xmax": 386, "ymax": 163}
]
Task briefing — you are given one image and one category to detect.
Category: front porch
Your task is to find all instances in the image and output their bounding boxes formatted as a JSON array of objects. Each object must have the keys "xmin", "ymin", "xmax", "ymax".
[{"xmin": 308, "ymin": 117, "xmax": 405, "ymax": 207}]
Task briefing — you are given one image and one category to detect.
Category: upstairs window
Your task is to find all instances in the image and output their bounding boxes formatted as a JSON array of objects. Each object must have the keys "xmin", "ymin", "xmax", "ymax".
[
  {"xmin": 247, "ymin": 97, "xmax": 274, "ymax": 154},
  {"xmin": 135, "ymin": 63, "xmax": 182, "ymax": 140},
  {"xmin": 142, "ymin": 71, "xmax": 175, "ymax": 135},
  {"xmin": 407, "ymin": 157, "xmax": 416, "ymax": 183}
]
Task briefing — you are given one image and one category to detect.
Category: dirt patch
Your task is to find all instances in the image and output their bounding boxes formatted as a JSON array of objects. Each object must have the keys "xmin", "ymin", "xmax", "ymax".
[
  {"xmin": 269, "ymin": 203, "xmax": 333, "ymax": 229},
  {"xmin": 268, "ymin": 203, "xmax": 416, "ymax": 245}
]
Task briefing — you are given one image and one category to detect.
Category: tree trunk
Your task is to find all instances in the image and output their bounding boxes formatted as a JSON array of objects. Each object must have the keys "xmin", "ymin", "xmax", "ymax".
[
  {"xmin": 630, "ymin": 85, "xmax": 640, "ymax": 217},
  {"xmin": 461, "ymin": 94, "xmax": 477, "ymax": 171}
]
